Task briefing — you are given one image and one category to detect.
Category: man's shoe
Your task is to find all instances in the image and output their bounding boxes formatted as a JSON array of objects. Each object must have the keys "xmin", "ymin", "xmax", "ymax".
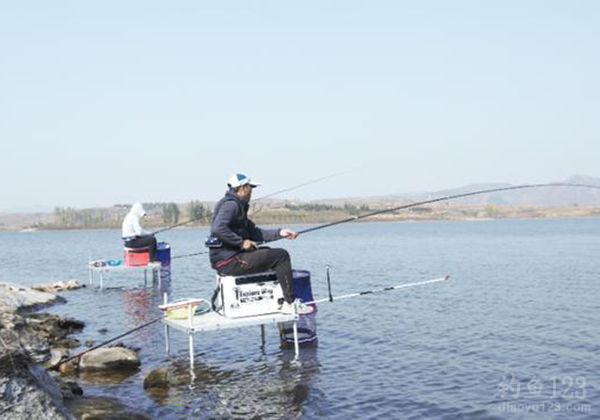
[
  {"xmin": 279, "ymin": 301, "xmax": 294, "ymax": 314},
  {"xmin": 279, "ymin": 299, "xmax": 314, "ymax": 315},
  {"xmin": 295, "ymin": 301, "xmax": 314, "ymax": 315}
]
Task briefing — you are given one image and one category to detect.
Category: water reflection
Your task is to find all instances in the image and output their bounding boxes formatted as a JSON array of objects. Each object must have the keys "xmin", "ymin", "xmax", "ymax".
[{"xmin": 144, "ymin": 347, "xmax": 320, "ymax": 418}]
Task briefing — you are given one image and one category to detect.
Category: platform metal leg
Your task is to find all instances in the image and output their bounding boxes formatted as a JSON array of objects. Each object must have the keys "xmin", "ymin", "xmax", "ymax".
[
  {"xmin": 292, "ymin": 320, "xmax": 300, "ymax": 360},
  {"xmin": 163, "ymin": 292, "xmax": 170, "ymax": 355},
  {"xmin": 188, "ymin": 333, "xmax": 194, "ymax": 371},
  {"xmin": 157, "ymin": 267, "xmax": 161, "ymax": 288},
  {"xmin": 165, "ymin": 325, "xmax": 170, "ymax": 355},
  {"xmin": 144, "ymin": 268, "xmax": 148, "ymax": 287},
  {"xmin": 187, "ymin": 304, "xmax": 195, "ymax": 374},
  {"xmin": 261, "ymin": 325, "xmax": 265, "ymax": 347},
  {"xmin": 88, "ymin": 267, "xmax": 92, "ymax": 285}
]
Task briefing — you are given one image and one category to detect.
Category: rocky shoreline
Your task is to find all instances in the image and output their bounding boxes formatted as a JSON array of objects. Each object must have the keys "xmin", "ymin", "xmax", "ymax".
[{"xmin": 0, "ymin": 282, "xmax": 148, "ymax": 419}]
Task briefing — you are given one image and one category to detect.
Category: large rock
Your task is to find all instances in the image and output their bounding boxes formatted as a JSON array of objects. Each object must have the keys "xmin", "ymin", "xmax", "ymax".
[
  {"xmin": 0, "ymin": 282, "xmax": 62, "ymax": 312},
  {"xmin": 0, "ymin": 282, "xmax": 82, "ymax": 419},
  {"xmin": 79, "ymin": 347, "xmax": 140, "ymax": 371},
  {"xmin": 15, "ymin": 313, "xmax": 84, "ymax": 363},
  {"xmin": 0, "ymin": 351, "xmax": 74, "ymax": 419}
]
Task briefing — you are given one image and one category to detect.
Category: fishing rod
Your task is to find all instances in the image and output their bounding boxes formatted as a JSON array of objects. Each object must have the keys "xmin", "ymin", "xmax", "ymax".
[
  {"xmin": 152, "ymin": 170, "xmax": 349, "ymax": 235},
  {"xmin": 304, "ymin": 272, "xmax": 451, "ymax": 306},
  {"xmin": 295, "ymin": 182, "xmax": 600, "ymax": 236},
  {"xmin": 61, "ymin": 272, "xmax": 450, "ymax": 364},
  {"xmin": 173, "ymin": 182, "xmax": 600, "ymax": 259},
  {"xmin": 254, "ymin": 169, "xmax": 350, "ymax": 201},
  {"xmin": 68, "ymin": 184, "xmax": 599, "ymax": 360},
  {"xmin": 169, "ymin": 170, "xmax": 350, "ymax": 259},
  {"xmin": 57, "ymin": 316, "xmax": 163, "ymax": 367}
]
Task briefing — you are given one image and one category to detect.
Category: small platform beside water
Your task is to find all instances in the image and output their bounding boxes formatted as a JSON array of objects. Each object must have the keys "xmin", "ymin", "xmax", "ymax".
[
  {"xmin": 88, "ymin": 261, "xmax": 163, "ymax": 289},
  {"xmin": 162, "ymin": 308, "xmax": 300, "ymax": 372}
]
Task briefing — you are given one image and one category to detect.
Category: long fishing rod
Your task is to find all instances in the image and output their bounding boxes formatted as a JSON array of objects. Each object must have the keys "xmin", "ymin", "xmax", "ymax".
[
  {"xmin": 57, "ymin": 316, "xmax": 163, "ymax": 367},
  {"xmin": 296, "ymin": 182, "xmax": 600, "ymax": 236},
  {"xmin": 173, "ymin": 182, "xmax": 600, "ymax": 259},
  {"xmin": 152, "ymin": 170, "xmax": 349, "ymax": 235}
]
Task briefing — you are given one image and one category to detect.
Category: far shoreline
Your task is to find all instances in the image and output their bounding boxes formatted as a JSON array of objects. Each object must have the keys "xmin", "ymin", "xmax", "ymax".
[{"xmin": 4, "ymin": 211, "xmax": 600, "ymax": 233}]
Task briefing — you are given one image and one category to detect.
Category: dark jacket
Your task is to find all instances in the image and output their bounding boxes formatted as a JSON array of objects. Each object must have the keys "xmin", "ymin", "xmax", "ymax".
[{"xmin": 209, "ymin": 191, "xmax": 281, "ymax": 266}]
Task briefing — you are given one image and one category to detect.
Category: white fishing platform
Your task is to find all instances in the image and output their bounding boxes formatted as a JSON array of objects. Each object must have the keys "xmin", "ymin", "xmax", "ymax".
[
  {"xmin": 161, "ymin": 298, "xmax": 300, "ymax": 372},
  {"xmin": 88, "ymin": 261, "xmax": 163, "ymax": 290}
]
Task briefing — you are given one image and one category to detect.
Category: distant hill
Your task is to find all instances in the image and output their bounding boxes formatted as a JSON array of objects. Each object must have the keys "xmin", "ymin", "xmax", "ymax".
[
  {"xmin": 312, "ymin": 175, "xmax": 600, "ymax": 207},
  {"xmin": 1, "ymin": 175, "xmax": 600, "ymax": 231}
]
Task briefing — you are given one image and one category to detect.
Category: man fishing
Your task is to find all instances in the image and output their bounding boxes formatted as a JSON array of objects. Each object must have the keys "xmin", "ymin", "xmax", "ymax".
[
  {"xmin": 122, "ymin": 202, "xmax": 158, "ymax": 261},
  {"xmin": 208, "ymin": 173, "xmax": 308, "ymax": 313}
]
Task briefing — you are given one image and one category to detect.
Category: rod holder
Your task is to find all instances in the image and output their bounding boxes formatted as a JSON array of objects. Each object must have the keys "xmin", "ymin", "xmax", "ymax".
[{"xmin": 326, "ymin": 265, "xmax": 333, "ymax": 302}]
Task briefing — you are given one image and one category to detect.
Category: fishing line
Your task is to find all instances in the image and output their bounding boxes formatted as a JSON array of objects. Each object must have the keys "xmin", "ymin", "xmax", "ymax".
[{"xmin": 172, "ymin": 251, "xmax": 207, "ymax": 260}]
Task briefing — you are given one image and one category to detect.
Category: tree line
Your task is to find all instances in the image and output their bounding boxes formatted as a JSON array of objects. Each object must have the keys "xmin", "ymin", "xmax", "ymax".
[
  {"xmin": 45, "ymin": 201, "xmax": 213, "ymax": 229},
  {"xmin": 40, "ymin": 201, "xmax": 372, "ymax": 229}
]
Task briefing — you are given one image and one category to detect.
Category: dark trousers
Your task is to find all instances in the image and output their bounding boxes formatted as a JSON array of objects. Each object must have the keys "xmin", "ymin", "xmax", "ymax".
[
  {"xmin": 217, "ymin": 248, "xmax": 295, "ymax": 304},
  {"xmin": 124, "ymin": 235, "xmax": 157, "ymax": 261}
]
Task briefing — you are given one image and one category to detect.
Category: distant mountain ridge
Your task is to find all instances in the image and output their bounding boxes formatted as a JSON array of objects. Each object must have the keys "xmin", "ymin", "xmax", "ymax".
[
  {"xmin": 312, "ymin": 175, "xmax": 600, "ymax": 207},
  {"xmin": 2, "ymin": 175, "xmax": 600, "ymax": 231}
]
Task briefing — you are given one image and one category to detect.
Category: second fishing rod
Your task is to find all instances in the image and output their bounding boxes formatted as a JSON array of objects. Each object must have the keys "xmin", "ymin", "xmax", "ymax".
[{"xmin": 152, "ymin": 170, "xmax": 350, "ymax": 236}]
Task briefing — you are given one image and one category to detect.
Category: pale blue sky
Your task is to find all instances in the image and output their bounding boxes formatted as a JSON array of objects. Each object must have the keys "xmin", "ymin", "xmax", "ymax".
[{"xmin": 1, "ymin": 1, "xmax": 599, "ymax": 210}]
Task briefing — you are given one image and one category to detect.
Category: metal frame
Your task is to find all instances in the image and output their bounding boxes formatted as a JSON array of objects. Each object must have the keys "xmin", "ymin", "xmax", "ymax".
[
  {"xmin": 161, "ymin": 293, "xmax": 300, "ymax": 373},
  {"xmin": 88, "ymin": 261, "xmax": 162, "ymax": 289}
]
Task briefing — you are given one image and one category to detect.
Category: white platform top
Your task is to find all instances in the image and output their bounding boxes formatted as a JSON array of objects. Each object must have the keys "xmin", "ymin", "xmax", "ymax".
[
  {"xmin": 162, "ymin": 310, "xmax": 298, "ymax": 334},
  {"xmin": 89, "ymin": 261, "xmax": 162, "ymax": 271}
]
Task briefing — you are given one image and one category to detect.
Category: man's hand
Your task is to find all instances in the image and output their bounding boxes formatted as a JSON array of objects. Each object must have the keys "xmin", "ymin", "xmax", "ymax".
[
  {"xmin": 280, "ymin": 228, "xmax": 298, "ymax": 239},
  {"xmin": 241, "ymin": 239, "xmax": 257, "ymax": 251}
]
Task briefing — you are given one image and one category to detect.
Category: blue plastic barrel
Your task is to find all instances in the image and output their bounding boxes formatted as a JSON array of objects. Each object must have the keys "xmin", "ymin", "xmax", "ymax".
[
  {"xmin": 292, "ymin": 269, "xmax": 314, "ymax": 303},
  {"xmin": 281, "ymin": 269, "xmax": 318, "ymax": 346},
  {"xmin": 156, "ymin": 242, "xmax": 171, "ymax": 267}
]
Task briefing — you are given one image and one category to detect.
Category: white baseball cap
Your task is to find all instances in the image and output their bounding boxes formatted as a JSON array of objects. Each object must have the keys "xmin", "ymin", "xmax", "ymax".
[{"xmin": 227, "ymin": 173, "xmax": 261, "ymax": 188}]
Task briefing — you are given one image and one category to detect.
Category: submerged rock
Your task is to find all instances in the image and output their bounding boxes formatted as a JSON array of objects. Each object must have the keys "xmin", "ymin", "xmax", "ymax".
[
  {"xmin": 79, "ymin": 347, "xmax": 140, "ymax": 372},
  {"xmin": 143, "ymin": 367, "xmax": 170, "ymax": 389},
  {"xmin": 31, "ymin": 280, "xmax": 81, "ymax": 294},
  {"xmin": 65, "ymin": 396, "xmax": 149, "ymax": 420},
  {"xmin": 57, "ymin": 378, "xmax": 83, "ymax": 400}
]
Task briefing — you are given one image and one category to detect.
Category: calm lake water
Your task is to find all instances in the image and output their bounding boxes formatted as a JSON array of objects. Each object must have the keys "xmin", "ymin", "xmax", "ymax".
[{"xmin": 1, "ymin": 219, "xmax": 599, "ymax": 419}]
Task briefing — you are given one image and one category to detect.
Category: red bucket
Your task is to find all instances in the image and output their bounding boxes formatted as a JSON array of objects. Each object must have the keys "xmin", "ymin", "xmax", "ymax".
[{"xmin": 124, "ymin": 247, "xmax": 150, "ymax": 267}]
